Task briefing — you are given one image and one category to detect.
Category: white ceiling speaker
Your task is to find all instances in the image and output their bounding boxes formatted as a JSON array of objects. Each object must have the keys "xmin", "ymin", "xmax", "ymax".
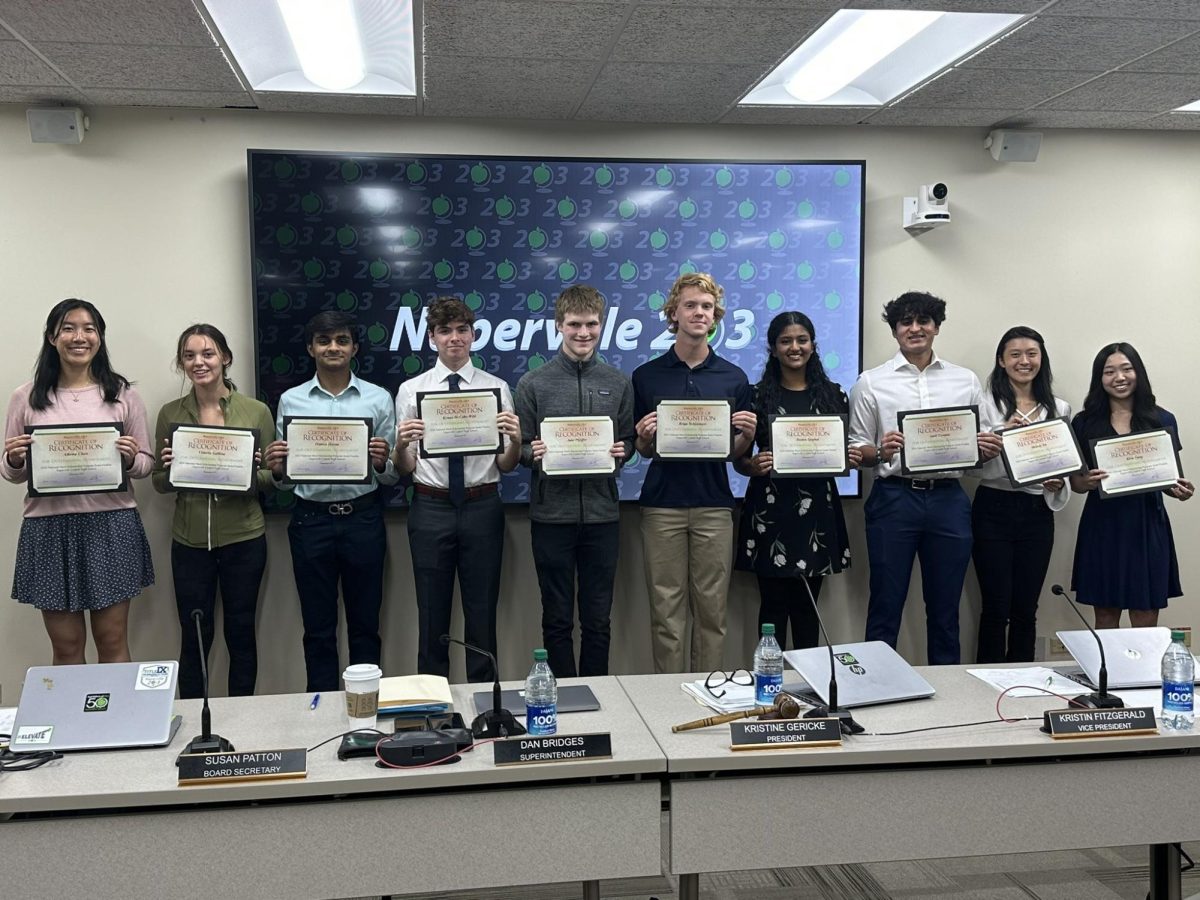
[
  {"xmin": 985, "ymin": 129, "xmax": 1041, "ymax": 162},
  {"xmin": 27, "ymin": 107, "xmax": 89, "ymax": 144}
]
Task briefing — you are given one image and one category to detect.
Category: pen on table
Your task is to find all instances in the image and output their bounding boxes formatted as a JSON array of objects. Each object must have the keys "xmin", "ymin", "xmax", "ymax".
[{"xmin": 309, "ymin": 693, "xmax": 320, "ymax": 711}]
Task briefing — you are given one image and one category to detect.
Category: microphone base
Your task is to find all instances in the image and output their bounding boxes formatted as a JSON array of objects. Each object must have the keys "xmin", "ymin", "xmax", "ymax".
[
  {"xmin": 1068, "ymin": 692, "xmax": 1125, "ymax": 710},
  {"xmin": 471, "ymin": 708, "xmax": 527, "ymax": 739},
  {"xmin": 805, "ymin": 705, "xmax": 864, "ymax": 735},
  {"xmin": 175, "ymin": 733, "xmax": 235, "ymax": 765}
]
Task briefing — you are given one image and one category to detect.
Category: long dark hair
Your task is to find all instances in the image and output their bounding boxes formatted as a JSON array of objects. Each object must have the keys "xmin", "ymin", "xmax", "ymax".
[
  {"xmin": 1081, "ymin": 342, "xmax": 1161, "ymax": 430},
  {"xmin": 988, "ymin": 326, "xmax": 1056, "ymax": 419},
  {"xmin": 174, "ymin": 323, "xmax": 237, "ymax": 391},
  {"xmin": 757, "ymin": 311, "xmax": 844, "ymax": 418},
  {"xmin": 31, "ymin": 299, "xmax": 131, "ymax": 410}
]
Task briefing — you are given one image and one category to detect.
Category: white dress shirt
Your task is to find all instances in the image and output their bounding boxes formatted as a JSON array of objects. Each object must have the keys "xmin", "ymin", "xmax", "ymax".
[
  {"xmin": 972, "ymin": 392, "xmax": 1072, "ymax": 511},
  {"xmin": 848, "ymin": 350, "xmax": 985, "ymax": 480},
  {"xmin": 395, "ymin": 359, "xmax": 515, "ymax": 488}
]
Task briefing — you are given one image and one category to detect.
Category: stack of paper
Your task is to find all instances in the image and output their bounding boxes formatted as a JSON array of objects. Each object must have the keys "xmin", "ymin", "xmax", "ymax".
[
  {"xmin": 681, "ymin": 679, "xmax": 759, "ymax": 714},
  {"xmin": 377, "ymin": 674, "xmax": 453, "ymax": 715}
]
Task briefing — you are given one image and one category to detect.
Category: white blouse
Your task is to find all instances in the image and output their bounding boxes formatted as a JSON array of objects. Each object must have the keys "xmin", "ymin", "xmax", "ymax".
[{"xmin": 973, "ymin": 392, "xmax": 1072, "ymax": 512}]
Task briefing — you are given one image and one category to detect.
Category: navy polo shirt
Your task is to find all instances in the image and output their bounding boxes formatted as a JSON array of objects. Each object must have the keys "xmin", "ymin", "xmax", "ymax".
[{"xmin": 632, "ymin": 345, "xmax": 752, "ymax": 509}]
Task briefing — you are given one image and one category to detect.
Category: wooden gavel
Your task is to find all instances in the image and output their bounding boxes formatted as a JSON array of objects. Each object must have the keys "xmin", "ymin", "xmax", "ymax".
[{"xmin": 671, "ymin": 693, "xmax": 802, "ymax": 732}]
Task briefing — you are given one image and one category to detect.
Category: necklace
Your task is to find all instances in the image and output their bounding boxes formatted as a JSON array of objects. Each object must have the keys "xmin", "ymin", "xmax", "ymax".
[{"xmin": 60, "ymin": 384, "xmax": 95, "ymax": 403}]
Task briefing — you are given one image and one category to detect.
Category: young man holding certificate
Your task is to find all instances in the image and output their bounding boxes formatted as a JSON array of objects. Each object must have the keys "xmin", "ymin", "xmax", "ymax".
[
  {"xmin": 265, "ymin": 311, "xmax": 398, "ymax": 693},
  {"xmin": 848, "ymin": 292, "xmax": 1001, "ymax": 665},
  {"xmin": 632, "ymin": 273, "xmax": 755, "ymax": 674},
  {"xmin": 393, "ymin": 296, "xmax": 521, "ymax": 682},
  {"xmin": 514, "ymin": 286, "xmax": 635, "ymax": 677}
]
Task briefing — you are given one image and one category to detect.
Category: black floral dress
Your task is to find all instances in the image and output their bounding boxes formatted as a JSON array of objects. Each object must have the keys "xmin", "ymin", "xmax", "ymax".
[{"xmin": 735, "ymin": 385, "xmax": 852, "ymax": 579}]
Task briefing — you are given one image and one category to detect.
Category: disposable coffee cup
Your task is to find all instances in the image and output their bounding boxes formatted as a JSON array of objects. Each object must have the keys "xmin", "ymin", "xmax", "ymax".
[{"xmin": 343, "ymin": 663, "xmax": 382, "ymax": 730}]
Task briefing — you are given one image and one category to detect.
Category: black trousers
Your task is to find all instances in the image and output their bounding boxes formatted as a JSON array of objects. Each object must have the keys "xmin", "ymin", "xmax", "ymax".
[
  {"xmin": 756, "ymin": 574, "xmax": 825, "ymax": 651},
  {"xmin": 971, "ymin": 486, "xmax": 1055, "ymax": 664},
  {"xmin": 171, "ymin": 535, "xmax": 267, "ymax": 699},
  {"xmin": 408, "ymin": 492, "xmax": 504, "ymax": 683},
  {"xmin": 287, "ymin": 498, "xmax": 387, "ymax": 693},
  {"xmin": 531, "ymin": 520, "xmax": 620, "ymax": 678}
]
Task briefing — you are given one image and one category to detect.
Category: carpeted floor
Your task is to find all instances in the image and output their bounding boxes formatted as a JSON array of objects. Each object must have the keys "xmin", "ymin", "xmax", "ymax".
[{"xmin": 355, "ymin": 841, "xmax": 1200, "ymax": 899}]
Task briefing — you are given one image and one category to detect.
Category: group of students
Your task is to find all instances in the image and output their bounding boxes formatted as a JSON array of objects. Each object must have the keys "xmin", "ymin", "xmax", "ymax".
[{"xmin": 2, "ymin": 278, "xmax": 1192, "ymax": 699}]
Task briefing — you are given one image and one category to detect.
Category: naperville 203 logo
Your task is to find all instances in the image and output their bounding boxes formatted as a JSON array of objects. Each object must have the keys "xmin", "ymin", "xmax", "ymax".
[{"xmin": 84, "ymin": 693, "xmax": 110, "ymax": 712}]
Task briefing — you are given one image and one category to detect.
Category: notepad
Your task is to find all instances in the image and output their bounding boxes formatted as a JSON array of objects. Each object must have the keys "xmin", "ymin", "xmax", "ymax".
[{"xmin": 377, "ymin": 674, "xmax": 453, "ymax": 713}]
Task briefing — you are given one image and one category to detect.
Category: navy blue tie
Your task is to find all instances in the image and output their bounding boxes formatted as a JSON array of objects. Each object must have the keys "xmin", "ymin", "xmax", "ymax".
[{"xmin": 446, "ymin": 373, "xmax": 465, "ymax": 507}]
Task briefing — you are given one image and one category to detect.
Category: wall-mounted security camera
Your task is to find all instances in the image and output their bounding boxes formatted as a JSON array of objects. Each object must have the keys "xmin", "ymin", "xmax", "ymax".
[{"xmin": 902, "ymin": 183, "xmax": 950, "ymax": 234}]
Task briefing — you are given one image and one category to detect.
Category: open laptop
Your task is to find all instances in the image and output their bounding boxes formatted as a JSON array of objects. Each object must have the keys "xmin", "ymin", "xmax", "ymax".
[
  {"xmin": 1057, "ymin": 627, "xmax": 1174, "ymax": 689},
  {"xmin": 472, "ymin": 684, "xmax": 601, "ymax": 716},
  {"xmin": 9, "ymin": 661, "xmax": 182, "ymax": 753},
  {"xmin": 783, "ymin": 641, "xmax": 936, "ymax": 709}
]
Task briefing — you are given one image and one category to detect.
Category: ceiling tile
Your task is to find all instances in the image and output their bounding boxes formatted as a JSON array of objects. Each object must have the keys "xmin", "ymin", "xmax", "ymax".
[
  {"xmin": 80, "ymin": 88, "xmax": 252, "ymax": 109},
  {"xmin": 1042, "ymin": 1, "xmax": 1200, "ymax": 19},
  {"xmin": 863, "ymin": 107, "xmax": 1019, "ymax": 127},
  {"xmin": 423, "ymin": 0, "xmax": 629, "ymax": 60},
  {"xmin": 424, "ymin": 56, "xmax": 594, "ymax": 119},
  {"xmin": 0, "ymin": 85, "xmax": 85, "ymax": 105},
  {"xmin": 1143, "ymin": 112, "xmax": 1200, "ymax": 128},
  {"xmin": 0, "ymin": 0, "xmax": 215, "ymax": 47},
  {"xmin": 36, "ymin": 43, "xmax": 242, "ymax": 90},
  {"xmin": 1042, "ymin": 72, "xmax": 1200, "ymax": 111},
  {"xmin": 1121, "ymin": 33, "xmax": 1200, "ymax": 73},
  {"xmin": 960, "ymin": 17, "xmax": 1187, "ymax": 72},
  {"xmin": 999, "ymin": 109, "xmax": 1165, "ymax": 128},
  {"xmin": 578, "ymin": 62, "xmax": 765, "ymax": 121},
  {"xmin": 0, "ymin": 39, "xmax": 67, "ymax": 85},
  {"xmin": 898, "ymin": 68, "xmax": 1096, "ymax": 109},
  {"xmin": 255, "ymin": 93, "xmax": 417, "ymax": 115},
  {"xmin": 720, "ymin": 106, "xmax": 870, "ymax": 125},
  {"xmin": 849, "ymin": 0, "xmax": 1043, "ymax": 9},
  {"xmin": 610, "ymin": 4, "xmax": 829, "ymax": 63}
]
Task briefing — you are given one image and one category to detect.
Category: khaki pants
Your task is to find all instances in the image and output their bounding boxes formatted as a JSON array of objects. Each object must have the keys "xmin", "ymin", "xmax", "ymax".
[{"xmin": 641, "ymin": 506, "xmax": 734, "ymax": 674}]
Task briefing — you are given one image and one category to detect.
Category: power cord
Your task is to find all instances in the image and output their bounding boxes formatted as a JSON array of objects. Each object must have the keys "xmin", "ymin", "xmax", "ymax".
[{"xmin": 0, "ymin": 734, "xmax": 63, "ymax": 771}]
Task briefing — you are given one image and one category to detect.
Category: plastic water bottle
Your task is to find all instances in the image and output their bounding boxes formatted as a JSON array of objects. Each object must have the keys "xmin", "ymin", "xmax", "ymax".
[
  {"xmin": 1161, "ymin": 629, "xmax": 1194, "ymax": 732},
  {"xmin": 753, "ymin": 623, "xmax": 784, "ymax": 705},
  {"xmin": 524, "ymin": 649, "xmax": 557, "ymax": 736}
]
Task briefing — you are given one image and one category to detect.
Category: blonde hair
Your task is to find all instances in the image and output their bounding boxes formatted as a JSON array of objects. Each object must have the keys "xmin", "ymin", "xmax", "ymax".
[
  {"xmin": 554, "ymin": 285, "xmax": 606, "ymax": 327},
  {"xmin": 663, "ymin": 272, "xmax": 725, "ymax": 334}
]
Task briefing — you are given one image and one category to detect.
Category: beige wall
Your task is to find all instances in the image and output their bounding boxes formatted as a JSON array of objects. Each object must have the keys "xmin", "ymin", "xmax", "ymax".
[{"xmin": 1, "ymin": 106, "xmax": 1197, "ymax": 701}]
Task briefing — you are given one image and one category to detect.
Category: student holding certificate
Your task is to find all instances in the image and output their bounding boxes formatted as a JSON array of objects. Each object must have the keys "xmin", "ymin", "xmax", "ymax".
[
  {"xmin": 153, "ymin": 324, "xmax": 276, "ymax": 699},
  {"xmin": 848, "ymin": 291, "xmax": 1001, "ymax": 665},
  {"xmin": 632, "ymin": 273, "xmax": 755, "ymax": 674},
  {"xmin": 394, "ymin": 296, "xmax": 521, "ymax": 682},
  {"xmin": 1069, "ymin": 342, "xmax": 1193, "ymax": 628},
  {"xmin": 734, "ymin": 312, "xmax": 857, "ymax": 650},
  {"xmin": 970, "ymin": 326, "xmax": 1072, "ymax": 663},
  {"xmin": 2, "ymin": 299, "xmax": 154, "ymax": 665},
  {"xmin": 515, "ymin": 286, "xmax": 635, "ymax": 677}
]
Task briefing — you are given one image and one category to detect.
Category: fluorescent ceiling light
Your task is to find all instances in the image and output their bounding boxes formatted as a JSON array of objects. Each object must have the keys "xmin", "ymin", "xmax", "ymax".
[
  {"xmin": 200, "ymin": 0, "xmax": 415, "ymax": 96},
  {"xmin": 1173, "ymin": 98, "xmax": 1200, "ymax": 112},
  {"xmin": 742, "ymin": 9, "xmax": 1025, "ymax": 107}
]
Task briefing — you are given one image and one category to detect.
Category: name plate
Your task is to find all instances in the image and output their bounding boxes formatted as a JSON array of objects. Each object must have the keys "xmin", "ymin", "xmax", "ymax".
[
  {"xmin": 1043, "ymin": 707, "xmax": 1158, "ymax": 739},
  {"xmin": 493, "ymin": 732, "xmax": 612, "ymax": 766},
  {"xmin": 730, "ymin": 718, "xmax": 842, "ymax": 750},
  {"xmin": 178, "ymin": 748, "xmax": 308, "ymax": 785}
]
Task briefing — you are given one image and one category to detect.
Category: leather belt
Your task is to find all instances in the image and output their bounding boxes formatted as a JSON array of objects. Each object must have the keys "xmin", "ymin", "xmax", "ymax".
[
  {"xmin": 881, "ymin": 477, "xmax": 958, "ymax": 491},
  {"xmin": 413, "ymin": 482, "xmax": 498, "ymax": 501},
  {"xmin": 294, "ymin": 495, "xmax": 377, "ymax": 516}
]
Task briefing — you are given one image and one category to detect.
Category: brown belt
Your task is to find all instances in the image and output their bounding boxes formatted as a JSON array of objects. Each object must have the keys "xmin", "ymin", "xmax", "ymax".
[{"xmin": 413, "ymin": 482, "xmax": 498, "ymax": 501}]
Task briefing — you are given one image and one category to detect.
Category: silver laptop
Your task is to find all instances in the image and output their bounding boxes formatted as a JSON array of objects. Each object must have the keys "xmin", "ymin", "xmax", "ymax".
[
  {"xmin": 472, "ymin": 684, "xmax": 601, "ymax": 716},
  {"xmin": 1057, "ymin": 627, "xmax": 1173, "ymax": 689},
  {"xmin": 10, "ymin": 661, "xmax": 182, "ymax": 753},
  {"xmin": 784, "ymin": 640, "xmax": 936, "ymax": 708}
]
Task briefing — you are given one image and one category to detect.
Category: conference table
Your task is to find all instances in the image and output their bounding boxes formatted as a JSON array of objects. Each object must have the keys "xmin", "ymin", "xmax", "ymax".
[
  {"xmin": 0, "ymin": 677, "xmax": 666, "ymax": 900},
  {"xmin": 5, "ymin": 666, "xmax": 1200, "ymax": 900},
  {"xmin": 619, "ymin": 666, "xmax": 1200, "ymax": 900}
]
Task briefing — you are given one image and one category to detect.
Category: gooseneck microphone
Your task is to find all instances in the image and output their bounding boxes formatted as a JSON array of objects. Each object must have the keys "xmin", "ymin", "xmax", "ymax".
[
  {"xmin": 800, "ymin": 577, "xmax": 864, "ymax": 735},
  {"xmin": 440, "ymin": 634, "xmax": 526, "ymax": 738},
  {"xmin": 177, "ymin": 610, "xmax": 234, "ymax": 763},
  {"xmin": 1051, "ymin": 584, "xmax": 1124, "ymax": 710}
]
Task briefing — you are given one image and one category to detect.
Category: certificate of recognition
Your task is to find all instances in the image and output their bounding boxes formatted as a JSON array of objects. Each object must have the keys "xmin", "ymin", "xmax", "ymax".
[
  {"xmin": 770, "ymin": 414, "xmax": 849, "ymax": 477},
  {"xmin": 1091, "ymin": 429, "xmax": 1182, "ymax": 499},
  {"xmin": 655, "ymin": 399, "xmax": 733, "ymax": 460},
  {"xmin": 282, "ymin": 416, "xmax": 372, "ymax": 484},
  {"xmin": 168, "ymin": 424, "xmax": 259, "ymax": 494},
  {"xmin": 541, "ymin": 416, "xmax": 615, "ymax": 478},
  {"xmin": 999, "ymin": 417, "xmax": 1084, "ymax": 487},
  {"xmin": 898, "ymin": 406, "xmax": 980, "ymax": 475},
  {"xmin": 26, "ymin": 423, "xmax": 127, "ymax": 497},
  {"xmin": 417, "ymin": 388, "xmax": 502, "ymax": 457}
]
